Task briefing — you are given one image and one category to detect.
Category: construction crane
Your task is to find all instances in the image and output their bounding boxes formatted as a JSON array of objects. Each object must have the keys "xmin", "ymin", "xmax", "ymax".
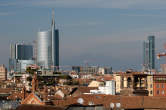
[
  {"xmin": 157, "ymin": 52, "xmax": 166, "ymax": 59},
  {"xmin": 157, "ymin": 43, "xmax": 166, "ymax": 59}
]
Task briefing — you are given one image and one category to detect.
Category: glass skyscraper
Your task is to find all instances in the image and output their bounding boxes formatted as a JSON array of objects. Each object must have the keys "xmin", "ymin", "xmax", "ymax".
[
  {"xmin": 37, "ymin": 31, "xmax": 52, "ymax": 69},
  {"xmin": 143, "ymin": 36, "xmax": 155, "ymax": 71},
  {"xmin": 148, "ymin": 36, "xmax": 155, "ymax": 70},
  {"xmin": 9, "ymin": 43, "xmax": 34, "ymax": 72},
  {"xmin": 37, "ymin": 10, "xmax": 59, "ymax": 71},
  {"xmin": 15, "ymin": 43, "xmax": 33, "ymax": 60}
]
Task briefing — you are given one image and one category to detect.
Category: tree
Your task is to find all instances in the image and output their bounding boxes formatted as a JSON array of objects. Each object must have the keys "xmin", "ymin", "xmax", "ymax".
[{"xmin": 26, "ymin": 67, "xmax": 38, "ymax": 74}]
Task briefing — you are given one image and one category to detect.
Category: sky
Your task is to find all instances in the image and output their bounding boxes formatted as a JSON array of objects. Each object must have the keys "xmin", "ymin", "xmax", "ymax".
[{"xmin": 1, "ymin": 0, "xmax": 166, "ymax": 71}]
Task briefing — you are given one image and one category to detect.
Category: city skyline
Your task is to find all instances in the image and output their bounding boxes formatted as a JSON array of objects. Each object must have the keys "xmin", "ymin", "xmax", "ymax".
[{"xmin": 1, "ymin": 0, "xmax": 166, "ymax": 70}]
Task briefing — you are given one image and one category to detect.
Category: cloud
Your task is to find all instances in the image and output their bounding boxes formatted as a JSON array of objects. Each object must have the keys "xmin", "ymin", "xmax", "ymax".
[
  {"xmin": 0, "ymin": 12, "xmax": 13, "ymax": 16},
  {"xmin": 0, "ymin": 2, "xmax": 18, "ymax": 6},
  {"xmin": 3, "ymin": 0, "xmax": 166, "ymax": 9},
  {"xmin": 120, "ymin": 13, "xmax": 164, "ymax": 17},
  {"xmin": 24, "ymin": 0, "xmax": 166, "ymax": 9}
]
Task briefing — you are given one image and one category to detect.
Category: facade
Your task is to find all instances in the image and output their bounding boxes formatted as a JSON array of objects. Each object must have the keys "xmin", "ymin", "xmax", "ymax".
[
  {"xmin": 10, "ymin": 43, "xmax": 15, "ymax": 59},
  {"xmin": 98, "ymin": 67, "xmax": 112, "ymax": 74},
  {"xmin": 147, "ymin": 75, "xmax": 153, "ymax": 96},
  {"xmin": 15, "ymin": 43, "xmax": 33, "ymax": 60},
  {"xmin": 37, "ymin": 31, "xmax": 52, "ymax": 69},
  {"xmin": 143, "ymin": 41, "xmax": 149, "ymax": 71},
  {"xmin": 115, "ymin": 75, "xmax": 121, "ymax": 94},
  {"xmin": 0, "ymin": 65, "xmax": 7, "ymax": 81},
  {"xmin": 153, "ymin": 74, "xmax": 166, "ymax": 96},
  {"xmin": 72, "ymin": 66, "xmax": 99, "ymax": 74},
  {"xmin": 37, "ymin": 10, "xmax": 59, "ymax": 71},
  {"xmin": 72, "ymin": 66, "xmax": 112, "ymax": 74},
  {"xmin": 148, "ymin": 36, "xmax": 155, "ymax": 70},
  {"xmin": 143, "ymin": 36, "xmax": 155, "ymax": 71},
  {"xmin": 9, "ymin": 43, "xmax": 34, "ymax": 72},
  {"xmin": 114, "ymin": 72, "xmax": 148, "ymax": 96},
  {"xmin": 90, "ymin": 81, "xmax": 115, "ymax": 95},
  {"xmin": 17, "ymin": 60, "xmax": 35, "ymax": 73},
  {"xmin": 88, "ymin": 81, "xmax": 104, "ymax": 87}
]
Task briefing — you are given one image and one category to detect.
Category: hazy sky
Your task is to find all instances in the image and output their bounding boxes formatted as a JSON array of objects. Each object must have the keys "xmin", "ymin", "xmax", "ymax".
[{"xmin": 1, "ymin": 0, "xmax": 166, "ymax": 70}]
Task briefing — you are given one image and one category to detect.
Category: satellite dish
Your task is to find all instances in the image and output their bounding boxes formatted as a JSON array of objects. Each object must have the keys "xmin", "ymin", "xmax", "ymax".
[
  {"xmin": 88, "ymin": 101, "xmax": 94, "ymax": 105},
  {"xmin": 77, "ymin": 98, "xmax": 84, "ymax": 104},
  {"xmin": 116, "ymin": 103, "xmax": 121, "ymax": 108},
  {"xmin": 110, "ymin": 103, "xmax": 114, "ymax": 108}
]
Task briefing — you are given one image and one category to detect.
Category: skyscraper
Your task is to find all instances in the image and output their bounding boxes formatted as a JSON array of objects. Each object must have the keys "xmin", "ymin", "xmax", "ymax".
[
  {"xmin": 37, "ymin": 31, "xmax": 52, "ymax": 69},
  {"xmin": 51, "ymin": 10, "xmax": 59, "ymax": 71},
  {"xmin": 148, "ymin": 36, "xmax": 155, "ymax": 70},
  {"xmin": 9, "ymin": 43, "xmax": 34, "ymax": 72},
  {"xmin": 143, "ymin": 36, "xmax": 155, "ymax": 71},
  {"xmin": 143, "ymin": 41, "xmax": 149, "ymax": 70},
  {"xmin": 15, "ymin": 43, "xmax": 33, "ymax": 60},
  {"xmin": 37, "ymin": 10, "xmax": 59, "ymax": 71}
]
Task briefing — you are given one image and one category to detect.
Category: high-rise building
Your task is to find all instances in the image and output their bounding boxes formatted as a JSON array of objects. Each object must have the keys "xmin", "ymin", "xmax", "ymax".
[
  {"xmin": 148, "ymin": 36, "xmax": 155, "ymax": 70},
  {"xmin": 15, "ymin": 43, "xmax": 33, "ymax": 60},
  {"xmin": 143, "ymin": 41, "xmax": 149, "ymax": 70},
  {"xmin": 37, "ymin": 10, "xmax": 59, "ymax": 71},
  {"xmin": 37, "ymin": 31, "xmax": 52, "ymax": 69},
  {"xmin": 143, "ymin": 36, "xmax": 155, "ymax": 71},
  {"xmin": 10, "ymin": 43, "xmax": 33, "ymax": 60},
  {"xmin": 9, "ymin": 43, "xmax": 34, "ymax": 73}
]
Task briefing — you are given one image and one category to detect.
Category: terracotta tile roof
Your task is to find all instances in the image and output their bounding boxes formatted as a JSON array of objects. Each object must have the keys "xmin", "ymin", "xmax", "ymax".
[
  {"xmin": 7, "ymin": 91, "xmax": 29, "ymax": 100},
  {"xmin": 143, "ymin": 96, "xmax": 166, "ymax": 109},
  {"xmin": 70, "ymin": 87, "xmax": 98, "ymax": 97},
  {"xmin": 52, "ymin": 95, "xmax": 166, "ymax": 109},
  {"xmin": 21, "ymin": 92, "xmax": 45, "ymax": 105},
  {"xmin": 95, "ymin": 75, "xmax": 114, "ymax": 81},
  {"xmin": 0, "ymin": 88, "xmax": 12, "ymax": 93},
  {"xmin": 120, "ymin": 96, "xmax": 143, "ymax": 109},
  {"xmin": 16, "ymin": 104, "xmax": 65, "ymax": 110}
]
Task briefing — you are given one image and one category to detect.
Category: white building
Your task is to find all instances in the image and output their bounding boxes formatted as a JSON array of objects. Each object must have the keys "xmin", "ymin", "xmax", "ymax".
[
  {"xmin": 98, "ymin": 67, "xmax": 112, "ymax": 74},
  {"xmin": 90, "ymin": 80, "xmax": 115, "ymax": 95}
]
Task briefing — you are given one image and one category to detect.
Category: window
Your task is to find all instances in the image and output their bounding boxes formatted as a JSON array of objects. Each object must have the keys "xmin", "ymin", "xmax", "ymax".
[
  {"xmin": 150, "ymin": 84, "xmax": 152, "ymax": 88},
  {"xmin": 162, "ymin": 84, "xmax": 164, "ymax": 88},
  {"xmin": 157, "ymin": 84, "xmax": 160, "ymax": 88},
  {"xmin": 162, "ymin": 90, "xmax": 165, "ymax": 95},
  {"xmin": 157, "ymin": 90, "xmax": 160, "ymax": 95}
]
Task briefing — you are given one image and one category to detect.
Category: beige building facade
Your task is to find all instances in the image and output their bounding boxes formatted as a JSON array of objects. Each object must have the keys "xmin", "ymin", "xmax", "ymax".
[
  {"xmin": 147, "ymin": 75, "xmax": 153, "ymax": 96},
  {"xmin": 88, "ymin": 81, "xmax": 104, "ymax": 87},
  {"xmin": 0, "ymin": 64, "xmax": 7, "ymax": 81}
]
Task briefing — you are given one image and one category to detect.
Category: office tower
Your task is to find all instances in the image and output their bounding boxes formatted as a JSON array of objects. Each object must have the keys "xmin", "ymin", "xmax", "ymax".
[
  {"xmin": 37, "ymin": 31, "xmax": 52, "ymax": 69},
  {"xmin": 148, "ymin": 36, "xmax": 155, "ymax": 70},
  {"xmin": 37, "ymin": 10, "xmax": 59, "ymax": 71},
  {"xmin": 15, "ymin": 43, "xmax": 33, "ymax": 60},
  {"xmin": 10, "ymin": 43, "xmax": 16, "ymax": 59},
  {"xmin": 51, "ymin": 10, "xmax": 59, "ymax": 71},
  {"xmin": 9, "ymin": 43, "xmax": 34, "ymax": 73},
  {"xmin": 143, "ymin": 41, "xmax": 149, "ymax": 70},
  {"xmin": 33, "ymin": 40, "xmax": 37, "ymax": 64},
  {"xmin": 143, "ymin": 36, "xmax": 155, "ymax": 71}
]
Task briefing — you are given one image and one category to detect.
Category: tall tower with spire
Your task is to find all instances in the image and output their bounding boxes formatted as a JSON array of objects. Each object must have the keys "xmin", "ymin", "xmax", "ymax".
[
  {"xmin": 51, "ymin": 9, "xmax": 59, "ymax": 71},
  {"xmin": 37, "ymin": 9, "xmax": 59, "ymax": 71}
]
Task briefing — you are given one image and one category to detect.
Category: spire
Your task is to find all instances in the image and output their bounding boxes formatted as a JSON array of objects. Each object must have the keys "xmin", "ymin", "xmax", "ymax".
[{"xmin": 51, "ymin": 9, "xmax": 55, "ymax": 29}]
